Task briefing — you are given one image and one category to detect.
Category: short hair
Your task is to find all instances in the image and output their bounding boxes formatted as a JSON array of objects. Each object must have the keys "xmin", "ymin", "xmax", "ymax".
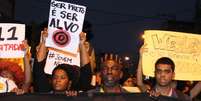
[{"xmin": 155, "ymin": 57, "xmax": 175, "ymax": 72}]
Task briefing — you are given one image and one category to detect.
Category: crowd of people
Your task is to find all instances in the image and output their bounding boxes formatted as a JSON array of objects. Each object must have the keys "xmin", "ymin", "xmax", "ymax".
[{"xmin": 0, "ymin": 21, "xmax": 201, "ymax": 101}]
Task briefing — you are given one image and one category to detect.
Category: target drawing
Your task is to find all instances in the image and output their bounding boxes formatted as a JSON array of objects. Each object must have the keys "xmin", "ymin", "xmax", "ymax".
[{"xmin": 52, "ymin": 30, "xmax": 71, "ymax": 47}]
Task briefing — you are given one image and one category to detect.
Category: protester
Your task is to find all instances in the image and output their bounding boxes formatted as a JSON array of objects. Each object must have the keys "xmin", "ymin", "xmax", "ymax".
[
  {"xmin": 33, "ymin": 30, "xmax": 92, "ymax": 93},
  {"xmin": 88, "ymin": 53, "xmax": 128, "ymax": 93},
  {"xmin": 50, "ymin": 64, "xmax": 80, "ymax": 95},
  {"xmin": 123, "ymin": 75, "xmax": 136, "ymax": 87},
  {"xmin": 136, "ymin": 44, "xmax": 191, "ymax": 101}
]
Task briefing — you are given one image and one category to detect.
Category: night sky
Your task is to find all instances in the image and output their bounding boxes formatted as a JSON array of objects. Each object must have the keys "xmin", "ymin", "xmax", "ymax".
[{"xmin": 15, "ymin": 0, "xmax": 196, "ymax": 57}]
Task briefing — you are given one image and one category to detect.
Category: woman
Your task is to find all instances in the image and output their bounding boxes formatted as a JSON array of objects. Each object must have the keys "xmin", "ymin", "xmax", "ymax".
[
  {"xmin": 45, "ymin": 64, "xmax": 79, "ymax": 94},
  {"xmin": 33, "ymin": 29, "xmax": 92, "ymax": 93}
]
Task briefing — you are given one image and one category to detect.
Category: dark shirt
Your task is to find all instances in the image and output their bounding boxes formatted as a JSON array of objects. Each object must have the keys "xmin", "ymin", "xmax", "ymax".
[
  {"xmin": 33, "ymin": 58, "xmax": 92, "ymax": 92},
  {"xmin": 88, "ymin": 86, "xmax": 128, "ymax": 93},
  {"xmin": 151, "ymin": 87, "xmax": 191, "ymax": 101},
  {"xmin": 33, "ymin": 59, "xmax": 51, "ymax": 92}
]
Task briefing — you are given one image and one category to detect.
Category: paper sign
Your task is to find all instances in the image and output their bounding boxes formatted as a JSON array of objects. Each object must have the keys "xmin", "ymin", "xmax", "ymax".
[
  {"xmin": 46, "ymin": 0, "xmax": 86, "ymax": 54},
  {"xmin": 0, "ymin": 23, "xmax": 25, "ymax": 58},
  {"xmin": 142, "ymin": 30, "xmax": 201, "ymax": 81},
  {"xmin": 44, "ymin": 49, "xmax": 80, "ymax": 74}
]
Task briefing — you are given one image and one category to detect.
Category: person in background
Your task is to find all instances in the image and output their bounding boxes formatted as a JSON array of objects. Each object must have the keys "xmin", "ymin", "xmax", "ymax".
[{"xmin": 123, "ymin": 75, "xmax": 136, "ymax": 87}]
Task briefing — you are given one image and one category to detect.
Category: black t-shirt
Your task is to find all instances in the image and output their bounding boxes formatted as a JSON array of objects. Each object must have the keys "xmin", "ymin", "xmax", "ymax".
[{"xmin": 33, "ymin": 58, "xmax": 92, "ymax": 92}]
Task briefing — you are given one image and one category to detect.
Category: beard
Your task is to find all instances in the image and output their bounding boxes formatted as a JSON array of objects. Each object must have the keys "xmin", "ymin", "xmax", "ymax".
[{"xmin": 102, "ymin": 75, "xmax": 119, "ymax": 87}]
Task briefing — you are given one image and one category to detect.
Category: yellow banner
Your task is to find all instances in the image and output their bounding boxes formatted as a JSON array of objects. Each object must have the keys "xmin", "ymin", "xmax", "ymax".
[{"xmin": 143, "ymin": 30, "xmax": 201, "ymax": 81}]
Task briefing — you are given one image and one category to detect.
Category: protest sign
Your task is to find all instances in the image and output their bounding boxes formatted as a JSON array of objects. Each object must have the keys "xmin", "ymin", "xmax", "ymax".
[
  {"xmin": 44, "ymin": 48, "xmax": 80, "ymax": 74},
  {"xmin": 46, "ymin": 0, "xmax": 86, "ymax": 54},
  {"xmin": 142, "ymin": 30, "xmax": 201, "ymax": 80},
  {"xmin": 0, "ymin": 23, "xmax": 25, "ymax": 58}
]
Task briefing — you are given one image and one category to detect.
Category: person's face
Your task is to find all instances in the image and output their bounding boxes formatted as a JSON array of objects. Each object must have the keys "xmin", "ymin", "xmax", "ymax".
[
  {"xmin": 101, "ymin": 60, "xmax": 122, "ymax": 87},
  {"xmin": 155, "ymin": 64, "xmax": 175, "ymax": 87},
  {"xmin": 0, "ymin": 70, "xmax": 14, "ymax": 80},
  {"xmin": 123, "ymin": 77, "xmax": 134, "ymax": 87},
  {"xmin": 52, "ymin": 69, "xmax": 69, "ymax": 92}
]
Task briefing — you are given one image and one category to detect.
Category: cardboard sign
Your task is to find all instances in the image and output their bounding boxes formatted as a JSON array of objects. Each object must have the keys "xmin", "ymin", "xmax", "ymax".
[
  {"xmin": 0, "ymin": 23, "xmax": 25, "ymax": 58},
  {"xmin": 44, "ymin": 49, "xmax": 80, "ymax": 74},
  {"xmin": 142, "ymin": 30, "xmax": 201, "ymax": 81},
  {"xmin": 46, "ymin": 0, "xmax": 86, "ymax": 54}
]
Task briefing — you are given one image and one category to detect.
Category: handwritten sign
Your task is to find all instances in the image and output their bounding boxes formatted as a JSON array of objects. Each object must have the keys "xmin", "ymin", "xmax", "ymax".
[
  {"xmin": 0, "ymin": 23, "xmax": 25, "ymax": 58},
  {"xmin": 46, "ymin": 0, "xmax": 86, "ymax": 54},
  {"xmin": 142, "ymin": 30, "xmax": 201, "ymax": 81},
  {"xmin": 44, "ymin": 49, "xmax": 80, "ymax": 74}
]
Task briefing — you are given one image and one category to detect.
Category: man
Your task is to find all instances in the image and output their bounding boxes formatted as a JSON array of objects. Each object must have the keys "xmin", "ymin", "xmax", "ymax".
[
  {"xmin": 137, "ymin": 44, "xmax": 191, "ymax": 101},
  {"xmin": 88, "ymin": 54, "xmax": 127, "ymax": 93}
]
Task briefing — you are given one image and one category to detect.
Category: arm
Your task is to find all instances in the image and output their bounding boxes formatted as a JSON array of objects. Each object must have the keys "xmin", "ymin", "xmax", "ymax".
[
  {"xmin": 190, "ymin": 81, "xmax": 201, "ymax": 99},
  {"xmin": 79, "ymin": 32, "xmax": 90, "ymax": 67},
  {"xmin": 36, "ymin": 28, "xmax": 48, "ymax": 62},
  {"xmin": 136, "ymin": 44, "xmax": 147, "ymax": 92},
  {"xmin": 22, "ymin": 40, "xmax": 32, "ymax": 93},
  {"xmin": 33, "ymin": 28, "xmax": 51, "ymax": 92},
  {"xmin": 32, "ymin": 58, "xmax": 51, "ymax": 92},
  {"xmin": 12, "ymin": 40, "xmax": 32, "ymax": 94},
  {"xmin": 78, "ymin": 32, "xmax": 92, "ymax": 91},
  {"xmin": 89, "ymin": 48, "xmax": 96, "ymax": 73}
]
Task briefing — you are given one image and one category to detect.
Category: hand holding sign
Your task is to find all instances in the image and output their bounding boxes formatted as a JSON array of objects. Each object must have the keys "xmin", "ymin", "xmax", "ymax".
[
  {"xmin": 79, "ymin": 32, "xmax": 86, "ymax": 44},
  {"xmin": 142, "ymin": 30, "xmax": 201, "ymax": 81},
  {"xmin": 40, "ymin": 28, "xmax": 48, "ymax": 43}
]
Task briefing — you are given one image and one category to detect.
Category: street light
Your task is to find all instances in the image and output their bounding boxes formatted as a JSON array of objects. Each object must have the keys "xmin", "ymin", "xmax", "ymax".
[{"xmin": 124, "ymin": 56, "xmax": 130, "ymax": 61}]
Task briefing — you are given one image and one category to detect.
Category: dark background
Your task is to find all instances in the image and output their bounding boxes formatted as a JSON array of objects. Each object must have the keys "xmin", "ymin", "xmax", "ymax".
[{"xmin": 1, "ymin": 0, "xmax": 201, "ymax": 71}]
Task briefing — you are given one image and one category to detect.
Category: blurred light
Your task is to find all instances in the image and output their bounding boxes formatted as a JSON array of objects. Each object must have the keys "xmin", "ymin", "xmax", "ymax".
[
  {"xmin": 142, "ymin": 34, "xmax": 145, "ymax": 39},
  {"xmin": 124, "ymin": 56, "xmax": 130, "ymax": 61}
]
